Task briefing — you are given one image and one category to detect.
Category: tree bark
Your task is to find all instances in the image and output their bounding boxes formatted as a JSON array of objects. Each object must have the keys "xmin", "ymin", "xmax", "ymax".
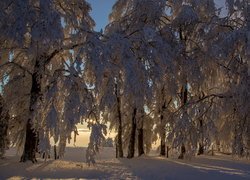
[
  {"xmin": 178, "ymin": 144, "xmax": 186, "ymax": 159},
  {"xmin": 115, "ymin": 83, "xmax": 123, "ymax": 158},
  {"xmin": 178, "ymin": 84, "xmax": 188, "ymax": 159},
  {"xmin": 160, "ymin": 128, "xmax": 166, "ymax": 156},
  {"xmin": 182, "ymin": 85, "xmax": 188, "ymax": 105},
  {"xmin": 0, "ymin": 96, "xmax": 10, "ymax": 158},
  {"xmin": 115, "ymin": 141, "xmax": 118, "ymax": 158},
  {"xmin": 166, "ymin": 146, "xmax": 169, "ymax": 158},
  {"xmin": 198, "ymin": 143, "xmax": 204, "ymax": 155},
  {"xmin": 20, "ymin": 119, "xmax": 38, "ymax": 163},
  {"xmin": 127, "ymin": 108, "xmax": 137, "ymax": 159},
  {"xmin": 54, "ymin": 145, "xmax": 58, "ymax": 160},
  {"xmin": 20, "ymin": 57, "xmax": 44, "ymax": 162},
  {"xmin": 117, "ymin": 121, "xmax": 123, "ymax": 158},
  {"xmin": 137, "ymin": 126, "xmax": 144, "ymax": 156},
  {"xmin": 160, "ymin": 112, "xmax": 166, "ymax": 156},
  {"xmin": 198, "ymin": 119, "xmax": 204, "ymax": 155},
  {"xmin": 233, "ymin": 120, "xmax": 244, "ymax": 156}
]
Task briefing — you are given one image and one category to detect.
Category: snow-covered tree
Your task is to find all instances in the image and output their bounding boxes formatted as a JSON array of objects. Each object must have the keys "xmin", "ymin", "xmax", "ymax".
[
  {"xmin": 0, "ymin": 0, "xmax": 249, "ymax": 163},
  {"xmin": 162, "ymin": 0, "xmax": 223, "ymax": 158},
  {"xmin": 207, "ymin": 0, "xmax": 250, "ymax": 156},
  {"xmin": 106, "ymin": 0, "xmax": 174, "ymax": 158},
  {"xmin": 0, "ymin": 0, "xmax": 95, "ymax": 162}
]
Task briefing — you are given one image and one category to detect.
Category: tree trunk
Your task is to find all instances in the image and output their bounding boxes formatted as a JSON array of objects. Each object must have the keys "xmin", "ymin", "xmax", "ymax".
[
  {"xmin": 159, "ymin": 87, "xmax": 167, "ymax": 156},
  {"xmin": 20, "ymin": 57, "xmax": 44, "ymax": 162},
  {"xmin": 166, "ymin": 146, "xmax": 169, "ymax": 158},
  {"xmin": 178, "ymin": 144, "xmax": 186, "ymax": 159},
  {"xmin": 160, "ymin": 130, "xmax": 166, "ymax": 156},
  {"xmin": 20, "ymin": 119, "xmax": 38, "ymax": 162},
  {"xmin": 117, "ymin": 122, "xmax": 123, "ymax": 157},
  {"xmin": 178, "ymin": 84, "xmax": 188, "ymax": 159},
  {"xmin": 115, "ymin": 142, "xmax": 118, "ymax": 158},
  {"xmin": 54, "ymin": 145, "xmax": 58, "ymax": 160},
  {"xmin": 137, "ymin": 126, "xmax": 144, "ymax": 156},
  {"xmin": 160, "ymin": 113, "xmax": 166, "ymax": 156},
  {"xmin": 198, "ymin": 119, "xmax": 204, "ymax": 155},
  {"xmin": 0, "ymin": 96, "xmax": 10, "ymax": 158},
  {"xmin": 233, "ymin": 120, "xmax": 244, "ymax": 156},
  {"xmin": 115, "ymin": 83, "xmax": 123, "ymax": 158},
  {"xmin": 127, "ymin": 108, "xmax": 137, "ymax": 159},
  {"xmin": 182, "ymin": 85, "xmax": 188, "ymax": 105},
  {"xmin": 198, "ymin": 143, "xmax": 204, "ymax": 155}
]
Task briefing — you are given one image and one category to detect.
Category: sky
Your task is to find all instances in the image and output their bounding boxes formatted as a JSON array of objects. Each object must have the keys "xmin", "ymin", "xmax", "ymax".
[
  {"xmin": 87, "ymin": 0, "xmax": 117, "ymax": 31},
  {"xmin": 87, "ymin": 0, "xmax": 227, "ymax": 31}
]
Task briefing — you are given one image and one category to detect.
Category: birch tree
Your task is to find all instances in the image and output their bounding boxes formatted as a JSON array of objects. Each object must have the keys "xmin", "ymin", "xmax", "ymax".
[{"xmin": 0, "ymin": 0, "xmax": 95, "ymax": 162}]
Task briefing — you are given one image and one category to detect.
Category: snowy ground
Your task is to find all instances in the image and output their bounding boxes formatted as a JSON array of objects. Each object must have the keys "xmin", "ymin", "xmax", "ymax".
[{"xmin": 0, "ymin": 147, "xmax": 250, "ymax": 180}]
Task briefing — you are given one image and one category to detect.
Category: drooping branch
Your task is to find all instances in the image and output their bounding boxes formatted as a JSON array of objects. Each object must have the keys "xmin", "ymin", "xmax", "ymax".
[
  {"xmin": 0, "ymin": 62, "xmax": 32, "ymax": 76},
  {"xmin": 173, "ymin": 93, "xmax": 233, "ymax": 116}
]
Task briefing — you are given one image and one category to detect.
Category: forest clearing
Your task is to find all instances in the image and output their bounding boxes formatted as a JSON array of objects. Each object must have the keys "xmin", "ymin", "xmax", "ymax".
[{"xmin": 0, "ymin": 0, "xmax": 249, "ymax": 179}]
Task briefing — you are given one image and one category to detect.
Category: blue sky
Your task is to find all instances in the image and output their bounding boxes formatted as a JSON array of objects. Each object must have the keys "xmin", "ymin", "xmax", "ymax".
[
  {"xmin": 87, "ymin": 0, "xmax": 116, "ymax": 31},
  {"xmin": 87, "ymin": 0, "xmax": 226, "ymax": 31}
]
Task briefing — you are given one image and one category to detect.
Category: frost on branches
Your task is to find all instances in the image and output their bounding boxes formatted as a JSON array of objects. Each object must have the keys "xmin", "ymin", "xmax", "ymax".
[
  {"xmin": 0, "ymin": 0, "xmax": 95, "ymax": 162},
  {"xmin": 86, "ymin": 122, "xmax": 107, "ymax": 166},
  {"xmin": 0, "ymin": 0, "xmax": 249, "ymax": 162}
]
